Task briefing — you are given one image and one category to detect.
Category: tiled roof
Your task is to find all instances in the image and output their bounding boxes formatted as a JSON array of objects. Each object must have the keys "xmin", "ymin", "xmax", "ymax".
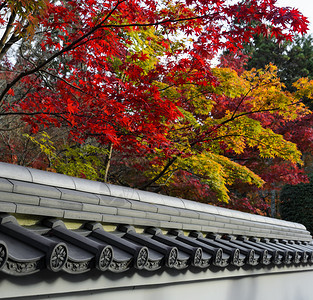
[{"xmin": 0, "ymin": 162, "xmax": 312, "ymax": 276}]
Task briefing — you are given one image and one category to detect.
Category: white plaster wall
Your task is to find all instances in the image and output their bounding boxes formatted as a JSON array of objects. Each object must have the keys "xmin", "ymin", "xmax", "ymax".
[
  {"xmin": 38, "ymin": 271, "xmax": 313, "ymax": 300},
  {"xmin": 1, "ymin": 267, "xmax": 313, "ymax": 300}
]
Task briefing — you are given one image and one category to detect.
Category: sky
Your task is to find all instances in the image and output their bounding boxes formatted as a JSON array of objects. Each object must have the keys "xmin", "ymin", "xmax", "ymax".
[{"xmin": 277, "ymin": 0, "xmax": 313, "ymax": 34}]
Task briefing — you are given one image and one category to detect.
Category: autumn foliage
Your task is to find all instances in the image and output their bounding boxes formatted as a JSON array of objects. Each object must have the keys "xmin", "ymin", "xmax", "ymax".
[{"xmin": 0, "ymin": 0, "xmax": 312, "ymax": 209}]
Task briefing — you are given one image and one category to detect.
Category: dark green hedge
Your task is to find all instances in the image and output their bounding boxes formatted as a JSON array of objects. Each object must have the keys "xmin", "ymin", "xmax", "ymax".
[{"xmin": 280, "ymin": 181, "xmax": 313, "ymax": 235}]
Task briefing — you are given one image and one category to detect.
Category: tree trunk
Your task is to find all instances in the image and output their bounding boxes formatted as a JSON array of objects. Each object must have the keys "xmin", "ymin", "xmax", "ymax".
[
  {"xmin": 104, "ymin": 143, "xmax": 113, "ymax": 183},
  {"xmin": 271, "ymin": 189, "xmax": 276, "ymax": 217}
]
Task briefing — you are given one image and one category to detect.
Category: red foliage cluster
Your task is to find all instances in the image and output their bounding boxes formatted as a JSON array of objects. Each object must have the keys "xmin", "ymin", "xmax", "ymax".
[
  {"xmin": 2, "ymin": 0, "xmax": 309, "ymax": 155},
  {"xmin": 0, "ymin": 0, "xmax": 311, "ymax": 214}
]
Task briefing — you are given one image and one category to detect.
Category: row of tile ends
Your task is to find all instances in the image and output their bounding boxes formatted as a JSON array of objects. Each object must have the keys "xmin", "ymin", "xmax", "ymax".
[
  {"xmin": 0, "ymin": 162, "xmax": 306, "ymax": 230},
  {"xmin": 0, "ymin": 214, "xmax": 312, "ymax": 276}
]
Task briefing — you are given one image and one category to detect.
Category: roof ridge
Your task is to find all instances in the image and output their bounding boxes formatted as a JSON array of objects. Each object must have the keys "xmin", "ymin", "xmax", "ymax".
[{"xmin": 0, "ymin": 162, "xmax": 310, "ymax": 240}]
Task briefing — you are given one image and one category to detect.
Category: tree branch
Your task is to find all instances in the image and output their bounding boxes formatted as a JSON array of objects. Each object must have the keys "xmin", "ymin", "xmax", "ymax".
[
  {"xmin": 39, "ymin": 69, "xmax": 89, "ymax": 95},
  {"xmin": 0, "ymin": 10, "xmax": 17, "ymax": 52},
  {"xmin": 104, "ymin": 143, "xmax": 113, "ymax": 182},
  {"xmin": 99, "ymin": 13, "xmax": 212, "ymax": 29},
  {"xmin": 0, "ymin": 0, "xmax": 126, "ymax": 105},
  {"xmin": 139, "ymin": 156, "xmax": 178, "ymax": 189},
  {"xmin": 0, "ymin": 19, "xmax": 30, "ymax": 61},
  {"xmin": 0, "ymin": 2, "xmax": 7, "ymax": 11},
  {"xmin": 0, "ymin": 2, "xmax": 216, "ymax": 106},
  {"xmin": 139, "ymin": 99, "xmax": 302, "ymax": 190}
]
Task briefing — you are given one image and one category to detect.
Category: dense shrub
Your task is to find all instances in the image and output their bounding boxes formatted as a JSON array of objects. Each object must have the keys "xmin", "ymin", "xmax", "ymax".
[{"xmin": 280, "ymin": 179, "xmax": 313, "ymax": 235}]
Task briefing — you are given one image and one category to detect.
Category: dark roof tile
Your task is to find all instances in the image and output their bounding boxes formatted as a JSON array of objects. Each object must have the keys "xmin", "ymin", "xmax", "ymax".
[
  {"xmin": 0, "ymin": 214, "xmax": 311, "ymax": 276},
  {"xmin": 0, "ymin": 162, "xmax": 312, "ymax": 278}
]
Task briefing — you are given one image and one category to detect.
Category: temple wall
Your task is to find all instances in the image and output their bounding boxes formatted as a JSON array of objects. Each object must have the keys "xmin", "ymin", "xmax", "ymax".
[{"xmin": 1, "ymin": 265, "xmax": 313, "ymax": 299}]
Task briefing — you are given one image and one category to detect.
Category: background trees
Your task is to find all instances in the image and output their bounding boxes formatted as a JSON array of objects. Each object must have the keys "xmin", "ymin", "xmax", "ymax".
[
  {"xmin": 0, "ymin": 0, "xmax": 312, "ymax": 210},
  {"xmin": 234, "ymin": 33, "xmax": 313, "ymax": 216},
  {"xmin": 245, "ymin": 34, "xmax": 313, "ymax": 93},
  {"xmin": 280, "ymin": 177, "xmax": 313, "ymax": 234}
]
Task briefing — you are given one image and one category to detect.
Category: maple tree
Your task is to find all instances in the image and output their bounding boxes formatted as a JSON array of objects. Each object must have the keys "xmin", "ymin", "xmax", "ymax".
[
  {"xmin": 218, "ymin": 49, "xmax": 313, "ymax": 212},
  {"xmin": 141, "ymin": 64, "xmax": 312, "ymax": 202},
  {"xmin": 0, "ymin": 0, "xmax": 311, "ymax": 203},
  {"xmin": 225, "ymin": 34, "xmax": 313, "ymax": 215}
]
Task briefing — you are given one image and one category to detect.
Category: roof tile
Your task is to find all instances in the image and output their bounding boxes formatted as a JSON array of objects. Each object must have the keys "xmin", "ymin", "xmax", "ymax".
[
  {"xmin": 10, "ymin": 180, "xmax": 61, "ymax": 199},
  {"xmin": 101, "ymin": 214, "xmax": 134, "ymax": 225},
  {"xmin": 0, "ymin": 162, "xmax": 32, "ymax": 182},
  {"xmin": 40, "ymin": 197, "xmax": 83, "ymax": 211},
  {"xmin": 72, "ymin": 177, "xmax": 110, "ymax": 195},
  {"xmin": 117, "ymin": 208, "xmax": 147, "ymax": 219},
  {"xmin": 27, "ymin": 167, "xmax": 76, "ymax": 189},
  {"xmin": 0, "ymin": 191, "xmax": 40, "ymax": 205},
  {"xmin": 108, "ymin": 184, "xmax": 140, "ymax": 201},
  {"xmin": 63, "ymin": 210, "xmax": 102, "ymax": 221},
  {"xmin": 82, "ymin": 203, "xmax": 117, "ymax": 215},
  {"xmin": 0, "ymin": 178, "xmax": 13, "ymax": 192},
  {"xmin": 58, "ymin": 188, "xmax": 99, "ymax": 204},
  {"xmin": 128, "ymin": 199, "xmax": 158, "ymax": 213},
  {"xmin": 16, "ymin": 204, "xmax": 63, "ymax": 218},
  {"xmin": 177, "ymin": 208, "xmax": 199, "ymax": 219},
  {"xmin": 0, "ymin": 201, "xmax": 16, "ymax": 213},
  {"xmin": 155, "ymin": 204, "xmax": 180, "ymax": 216},
  {"xmin": 145, "ymin": 211, "xmax": 171, "ymax": 222},
  {"xmin": 98, "ymin": 195, "xmax": 131, "ymax": 208}
]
